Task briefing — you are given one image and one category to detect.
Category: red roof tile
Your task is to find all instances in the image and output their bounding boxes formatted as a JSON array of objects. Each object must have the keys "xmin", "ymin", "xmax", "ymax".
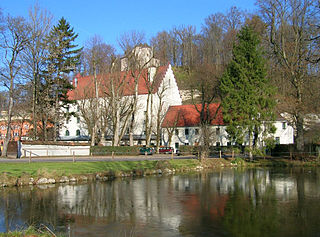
[
  {"xmin": 68, "ymin": 64, "xmax": 169, "ymax": 100},
  {"xmin": 162, "ymin": 103, "xmax": 224, "ymax": 128}
]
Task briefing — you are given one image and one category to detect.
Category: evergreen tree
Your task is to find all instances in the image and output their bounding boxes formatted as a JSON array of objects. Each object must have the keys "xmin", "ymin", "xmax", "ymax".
[
  {"xmin": 43, "ymin": 17, "xmax": 82, "ymax": 141},
  {"xmin": 220, "ymin": 25, "xmax": 275, "ymax": 159}
]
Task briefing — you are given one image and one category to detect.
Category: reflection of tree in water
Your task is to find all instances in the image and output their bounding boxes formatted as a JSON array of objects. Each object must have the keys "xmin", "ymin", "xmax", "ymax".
[
  {"xmin": 0, "ymin": 185, "xmax": 69, "ymax": 232},
  {"xmin": 223, "ymin": 179, "xmax": 279, "ymax": 237}
]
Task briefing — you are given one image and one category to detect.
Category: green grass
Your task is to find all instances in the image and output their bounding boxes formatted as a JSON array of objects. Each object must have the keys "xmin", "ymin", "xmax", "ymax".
[
  {"xmin": 0, "ymin": 160, "xmax": 201, "ymax": 178},
  {"xmin": 0, "ymin": 226, "xmax": 61, "ymax": 237}
]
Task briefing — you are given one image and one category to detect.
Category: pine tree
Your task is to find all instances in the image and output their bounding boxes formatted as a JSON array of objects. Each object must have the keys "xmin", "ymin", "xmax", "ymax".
[
  {"xmin": 43, "ymin": 17, "xmax": 82, "ymax": 141},
  {"xmin": 220, "ymin": 25, "xmax": 275, "ymax": 160}
]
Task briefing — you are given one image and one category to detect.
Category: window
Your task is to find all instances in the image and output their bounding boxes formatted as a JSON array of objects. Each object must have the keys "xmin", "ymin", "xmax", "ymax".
[
  {"xmin": 65, "ymin": 130, "xmax": 70, "ymax": 136},
  {"xmin": 175, "ymin": 142, "xmax": 179, "ymax": 149},
  {"xmin": 216, "ymin": 127, "xmax": 220, "ymax": 135},
  {"xmin": 66, "ymin": 106, "xmax": 69, "ymax": 113},
  {"xmin": 227, "ymin": 142, "xmax": 231, "ymax": 146},
  {"xmin": 77, "ymin": 117, "xmax": 80, "ymax": 124},
  {"xmin": 185, "ymin": 128, "xmax": 189, "ymax": 136},
  {"xmin": 216, "ymin": 142, "xmax": 221, "ymax": 147},
  {"xmin": 282, "ymin": 122, "xmax": 286, "ymax": 129},
  {"xmin": 77, "ymin": 105, "xmax": 80, "ymax": 112},
  {"xmin": 175, "ymin": 129, "xmax": 179, "ymax": 136},
  {"xmin": 275, "ymin": 137, "xmax": 280, "ymax": 144},
  {"xmin": 76, "ymin": 129, "xmax": 80, "ymax": 136},
  {"xmin": 195, "ymin": 128, "xmax": 199, "ymax": 135}
]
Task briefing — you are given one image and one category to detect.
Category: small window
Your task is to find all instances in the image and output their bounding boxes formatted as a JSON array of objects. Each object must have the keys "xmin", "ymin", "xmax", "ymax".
[
  {"xmin": 76, "ymin": 129, "xmax": 80, "ymax": 136},
  {"xmin": 175, "ymin": 129, "xmax": 179, "ymax": 136},
  {"xmin": 185, "ymin": 128, "xmax": 189, "ymax": 136},
  {"xmin": 66, "ymin": 119, "xmax": 69, "ymax": 124},
  {"xmin": 175, "ymin": 142, "xmax": 179, "ymax": 149},
  {"xmin": 77, "ymin": 105, "xmax": 80, "ymax": 112},
  {"xmin": 77, "ymin": 117, "xmax": 80, "ymax": 124},
  {"xmin": 227, "ymin": 142, "xmax": 231, "ymax": 146},
  {"xmin": 66, "ymin": 106, "xmax": 69, "ymax": 113},
  {"xmin": 195, "ymin": 128, "xmax": 199, "ymax": 135},
  {"xmin": 282, "ymin": 122, "xmax": 286, "ymax": 129},
  {"xmin": 65, "ymin": 130, "xmax": 70, "ymax": 136},
  {"xmin": 216, "ymin": 127, "xmax": 220, "ymax": 135},
  {"xmin": 216, "ymin": 142, "xmax": 221, "ymax": 147}
]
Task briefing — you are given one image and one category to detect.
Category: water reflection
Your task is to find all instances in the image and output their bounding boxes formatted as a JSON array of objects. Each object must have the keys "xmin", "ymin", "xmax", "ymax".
[{"xmin": 0, "ymin": 167, "xmax": 320, "ymax": 236}]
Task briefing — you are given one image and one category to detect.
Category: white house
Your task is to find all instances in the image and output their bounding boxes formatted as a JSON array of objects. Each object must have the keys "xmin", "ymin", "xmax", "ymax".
[
  {"xmin": 161, "ymin": 104, "xmax": 294, "ymax": 150},
  {"xmin": 60, "ymin": 46, "xmax": 182, "ymax": 145}
]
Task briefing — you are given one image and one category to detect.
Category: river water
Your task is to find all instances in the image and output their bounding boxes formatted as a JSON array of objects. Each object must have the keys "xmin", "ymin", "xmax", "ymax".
[{"xmin": 0, "ymin": 167, "xmax": 320, "ymax": 237}]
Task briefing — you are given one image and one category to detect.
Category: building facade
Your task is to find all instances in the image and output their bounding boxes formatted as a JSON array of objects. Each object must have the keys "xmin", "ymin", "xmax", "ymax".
[
  {"xmin": 162, "ymin": 104, "xmax": 294, "ymax": 151},
  {"xmin": 60, "ymin": 46, "xmax": 182, "ymax": 145}
]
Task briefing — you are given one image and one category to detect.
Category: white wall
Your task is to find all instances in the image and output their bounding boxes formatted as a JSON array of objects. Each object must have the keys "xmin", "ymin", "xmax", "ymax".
[{"xmin": 21, "ymin": 144, "xmax": 90, "ymax": 157}]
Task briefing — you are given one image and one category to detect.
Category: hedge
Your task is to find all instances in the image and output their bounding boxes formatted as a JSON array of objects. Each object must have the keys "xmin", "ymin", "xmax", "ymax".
[{"xmin": 90, "ymin": 146, "xmax": 140, "ymax": 156}]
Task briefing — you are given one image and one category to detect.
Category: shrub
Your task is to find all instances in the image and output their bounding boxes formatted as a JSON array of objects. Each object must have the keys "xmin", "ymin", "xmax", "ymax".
[{"xmin": 90, "ymin": 146, "xmax": 140, "ymax": 156}]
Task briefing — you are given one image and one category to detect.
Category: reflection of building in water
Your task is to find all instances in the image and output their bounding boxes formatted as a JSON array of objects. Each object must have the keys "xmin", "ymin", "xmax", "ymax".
[
  {"xmin": 58, "ymin": 185, "xmax": 88, "ymax": 212},
  {"xmin": 55, "ymin": 169, "xmax": 320, "ymax": 232}
]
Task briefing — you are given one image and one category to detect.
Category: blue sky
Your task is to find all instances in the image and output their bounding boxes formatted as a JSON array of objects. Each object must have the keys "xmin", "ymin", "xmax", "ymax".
[{"xmin": 1, "ymin": 0, "xmax": 257, "ymax": 54}]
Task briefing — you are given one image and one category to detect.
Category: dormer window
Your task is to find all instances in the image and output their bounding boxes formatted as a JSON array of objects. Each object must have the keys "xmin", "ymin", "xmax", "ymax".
[{"xmin": 74, "ymin": 78, "xmax": 78, "ymax": 88}]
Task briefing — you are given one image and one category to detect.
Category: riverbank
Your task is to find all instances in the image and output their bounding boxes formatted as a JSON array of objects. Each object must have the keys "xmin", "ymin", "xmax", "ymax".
[
  {"xmin": 0, "ymin": 226, "xmax": 60, "ymax": 237},
  {"xmin": 0, "ymin": 157, "xmax": 319, "ymax": 188}
]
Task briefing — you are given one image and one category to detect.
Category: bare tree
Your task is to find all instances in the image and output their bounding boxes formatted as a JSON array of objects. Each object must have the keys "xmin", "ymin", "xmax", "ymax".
[
  {"xmin": 118, "ymin": 30, "xmax": 146, "ymax": 54},
  {"xmin": 0, "ymin": 16, "xmax": 30, "ymax": 157},
  {"xmin": 189, "ymin": 63, "xmax": 222, "ymax": 160},
  {"xmin": 80, "ymin": 36, "xmax": 115, "ymax": 145},
  {"xmin": 257, "ymin": 0, "xmax": 320, "ymax": 152},
  {"xmin": 21, "ymin": 5, "xmax": 52, "ymax": 140}
]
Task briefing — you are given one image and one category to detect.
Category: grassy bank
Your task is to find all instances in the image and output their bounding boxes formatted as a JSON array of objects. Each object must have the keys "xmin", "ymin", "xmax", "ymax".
[
  {"xmin": 0, "ymin": 159, "xmax": 200, "ymax": 177},
  {"xmin": 0, "ymin": 226, "xmax": 61, "ymax": 237}
]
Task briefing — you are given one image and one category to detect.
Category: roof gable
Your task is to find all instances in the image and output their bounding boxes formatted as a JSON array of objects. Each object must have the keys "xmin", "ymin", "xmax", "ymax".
[{"xmin": 162, "ymin": 103, "xmax": 224, "ymax": 128}]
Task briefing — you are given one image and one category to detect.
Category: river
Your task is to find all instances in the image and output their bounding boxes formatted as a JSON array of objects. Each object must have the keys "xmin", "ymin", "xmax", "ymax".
[{"xmin": 1, "ymin": 167, "xmax": 320, "ymax": 236}]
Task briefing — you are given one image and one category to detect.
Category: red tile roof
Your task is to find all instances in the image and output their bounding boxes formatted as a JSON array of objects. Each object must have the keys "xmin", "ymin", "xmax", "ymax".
[
  {"xmin": 68, "ymin": 64, "xmax": 169, "ymax": 100},
  {"xmin": 162, "ymin": 103, "xmax": 224, "ymax": 128}
]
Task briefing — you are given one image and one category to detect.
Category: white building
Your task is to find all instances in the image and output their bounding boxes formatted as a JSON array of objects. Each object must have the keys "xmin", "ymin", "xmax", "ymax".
[
  {"xmin": 161, "ymin": 104, "xmax": 294, "ymax": 150},
  {"xmin": 60, "ymin": 46, "xmax": 182, "ymax": 145}
]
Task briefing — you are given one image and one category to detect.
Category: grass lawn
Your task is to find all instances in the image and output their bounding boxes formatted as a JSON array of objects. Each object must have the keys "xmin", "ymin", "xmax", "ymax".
[{"xmin": 0, "ymin": 159, "xmax": 201, "ymax": 178}]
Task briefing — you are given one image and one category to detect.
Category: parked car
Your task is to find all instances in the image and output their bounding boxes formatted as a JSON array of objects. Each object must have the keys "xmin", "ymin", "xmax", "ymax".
[
  {"xmin": 159, "ymin": 147, "xmax": 174, "ymax": 154},
  {"xmin": 139, "ymin": 147, "xmax": 155, "ymax": 155}
]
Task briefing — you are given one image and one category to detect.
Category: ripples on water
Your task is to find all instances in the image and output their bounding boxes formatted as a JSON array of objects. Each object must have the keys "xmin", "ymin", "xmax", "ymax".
[{"xmin": 0, "ymin": 167, "xmax": 319, "ymax": 237}]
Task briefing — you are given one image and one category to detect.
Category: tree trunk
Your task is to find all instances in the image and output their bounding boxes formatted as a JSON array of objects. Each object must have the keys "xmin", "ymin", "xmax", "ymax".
[
  {"xmin": 2, "ymin": 97, "xmax": 13, "ymax": 157},
  {"xmin": 248, "ymin": 131, "xmax": 253, "ymax": 161},
  {"xmin": 296, "ymin": 114, "xmax": 304, "ymax": 153}
]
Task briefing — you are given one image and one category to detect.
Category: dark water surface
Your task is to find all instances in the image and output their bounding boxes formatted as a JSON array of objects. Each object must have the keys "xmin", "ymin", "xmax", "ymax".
[{"xmin": 1, "ymin": 167, "xmax": 320, "ymax": 237}]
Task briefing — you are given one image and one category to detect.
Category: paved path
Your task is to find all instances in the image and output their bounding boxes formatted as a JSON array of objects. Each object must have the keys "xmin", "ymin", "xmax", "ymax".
[{"xmin": 0, "ymin": 154, "xmax": 197, "ymax": 163}]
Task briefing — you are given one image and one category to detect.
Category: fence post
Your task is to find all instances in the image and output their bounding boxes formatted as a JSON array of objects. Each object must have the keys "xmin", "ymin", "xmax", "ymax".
[
  {"xmin": 112, "ymin": 151, "xmax": 114, "ymax": 160},
  {"xmin": 219, "ymin": 150, "xmax": 222, "ymax": 159},
  {"xmin": 73, "ymin": 151, "xmax": 75, "ymax": 163},
  {"xmin": 29, "ymin": 152, "xmax": 31, "ymax": 163}
]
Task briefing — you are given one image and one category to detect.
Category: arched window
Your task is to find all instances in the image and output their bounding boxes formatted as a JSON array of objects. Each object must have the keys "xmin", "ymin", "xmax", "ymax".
[
  {"xmin": 65, "ymin": 130, "xmax": 70, "ymax": 136},
  {"xmin": 76, "ymin": 129, "xmax": 80, "ymax": 136}
]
